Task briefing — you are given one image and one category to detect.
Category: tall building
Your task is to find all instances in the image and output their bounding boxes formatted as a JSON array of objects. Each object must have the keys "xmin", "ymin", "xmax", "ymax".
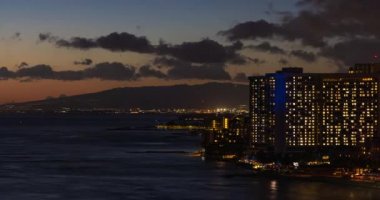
[{"xmin": 249, "ymin": 66, "xmax": 380, "ymax": 158}]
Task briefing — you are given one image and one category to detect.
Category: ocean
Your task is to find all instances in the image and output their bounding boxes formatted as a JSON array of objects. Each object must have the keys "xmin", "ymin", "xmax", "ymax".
[{"xmin": 0, "ymin": 113, "xmax": 378, "ymax": 200}]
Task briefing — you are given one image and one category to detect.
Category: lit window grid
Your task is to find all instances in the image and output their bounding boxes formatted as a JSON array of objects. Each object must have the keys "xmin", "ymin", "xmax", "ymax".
[
  {"xmin": 285, "ymin": 76, "xmax": 317, "ymax": 146},
  {"xmin": 250, "ymin": 74, "xmax": 379, "ymax": 149},
  {"xmin": 321, "ymin": 79, "xmax": 378, "ymax": 146}
]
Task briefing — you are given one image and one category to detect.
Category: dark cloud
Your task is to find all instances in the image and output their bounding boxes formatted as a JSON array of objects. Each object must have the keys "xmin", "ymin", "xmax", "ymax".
[
  {"xmin": 229, "ymin": 40, "xmax": 244, "ymax": 50},
  {"xmin": 284, "ymin": 14, "xmax": 328, "ymax": 47},
  {"xmin": 74, "ymin": 58, "xmax": 93, "ymax": 65},
  {"xmin": 39, "ymin": 33, "xmax": 59, "ymax": 42},
  {"xmin": 290, "ymin": 50, "xmax": 317, "ymax": 62},
  {"xmin": 17, "ymin": 62, "xmax": 29, "ymax": 69},
  {"xmin": 0, "ymin": 59, "xmax": 235, "ymax": 81},
  {"xmin": 156, "ymin": 39, "xmax": 245, "ymax": 64},
  {"xmin": 219, "ymin": 17, "xmax": 325, "ymax": 47},
  {"xmin": 228, "ymin": 56, "xmax": 248, "ymax": 65},
  {"xmin": 220, "ymin": 0, "xmax": 380, "ymax": 66},
  {"xmin": 233, "ymin": 73, "xmax": 248, "ymax": 83},
  {"xmin": 153, "ymin": 56, "xmax": 179, "ymax": 68},
  {"xmin": 53, "ymin": 70, "xmax": 84, "ymax": 81},
  {"xmin": 137, "ymin": 65, "xmax": 167, "ymax": 79},
  {"xmin": 39, "ymin": 33, "xmax": 245, "ymax": 64},
  {"xmin": 0, "ymin": 63, "xmax": 136, "ymax": 81},
  {"xmin": 220, "ymin": 18, "xmax": 325, "ymax": 47},
  {"xmin": 246, "ymin": 57, "xmax": 266, "ymax": 65},
  {"xmin": 39, "ymin": 33, "xmax": 50, "ymax": 41},
  {"xmin": 248, "ymin": 42, "xmax": 286, "ymax": 54},
  {"xmin": 15, "ymin": 65, "xmax": 84, "ymax": 80},
  {"xmin": 56, "ymin": 37, "xmax": 97, "ymax": 50},
  {"xmin": 292, "ymin": 0, "xmax": 380, "ymax": 40},
  {"xmin": 167, "ymin": 64, "xmax": 231, "ymax": 80},
  {"xmin": 219, "ymin": 20, "xmax": 286, "ymax": 41},
  {"xmin": 11, "ymin": 32, "xmax": 21, "ymax": 40},
  {"xmin": 17, "ymin": 65, "xmax": 55, "ymax": 79},
  {"xmin": 321, "ymin": 38, "xmax": 380, "ymax": 65},
  {"xmin": 97, "ymin": 32, "xmax": 154, "ymax": 53},
  {"xmin": 83, "ymin": 62, "xmax": 136, "ymax": 80},
  {"xmin": 35, "ymin": 1, "xmax": 380, "ymax": 69},
  {"xmin": 154, "ymin": 57, "xmax": 231, "ymax": 80},
  {"xmin": 39, "ymin": 32, "xmax": 154, "ymax": 53},
  {"xmin": 288, "ymin": 0, "xmax": 380, "ymax": 64},
  {"xmin": 279, "ymin": 58, "xmax": 289, "ymax": 65},
  {"xmin": 0, "ymin": 67, "xmax": 15, "ymax": 80}
]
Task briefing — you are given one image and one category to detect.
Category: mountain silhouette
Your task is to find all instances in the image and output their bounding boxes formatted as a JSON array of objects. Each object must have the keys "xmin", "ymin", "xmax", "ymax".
[{"xmin": 9, "ymin": 82, "xmax": 249, "ymax": 110}]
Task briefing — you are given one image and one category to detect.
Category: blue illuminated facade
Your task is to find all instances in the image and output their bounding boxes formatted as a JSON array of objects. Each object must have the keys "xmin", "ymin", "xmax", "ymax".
[{"xmin": 249, "ymin": 66, "xmax": 380, "ymax": 158}]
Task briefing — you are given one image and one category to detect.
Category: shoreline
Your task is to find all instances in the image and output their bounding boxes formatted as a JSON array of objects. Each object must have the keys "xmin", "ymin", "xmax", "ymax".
[
  {"xmin": 230, "ymin": 162, "xmax": 380, "ymax": 190},
  {"xmin": 198, "ymin": 154, "xmax": 380, "ymax": 190}
]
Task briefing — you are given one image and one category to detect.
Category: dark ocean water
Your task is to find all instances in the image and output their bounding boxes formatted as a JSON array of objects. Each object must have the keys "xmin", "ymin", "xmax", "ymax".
[{"xmin": 0, "ymin": 113, "xmax": 378, "ymax": 200}]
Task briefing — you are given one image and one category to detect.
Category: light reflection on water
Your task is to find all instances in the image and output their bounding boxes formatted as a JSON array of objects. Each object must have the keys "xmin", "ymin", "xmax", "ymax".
[
  {"xmin": 270, "ymin": 180, "xmax": 278, "ymax": 191},
  {"xmin": 0, "ymin": 113, "xmax": 378, "ymax": 200},
  {"xmin": 269, "ymin": 180, "xmax": 278, "ymax": 200}
]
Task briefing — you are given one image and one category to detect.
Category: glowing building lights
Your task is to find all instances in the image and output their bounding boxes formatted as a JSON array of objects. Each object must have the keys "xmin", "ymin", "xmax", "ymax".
[{"xmin": 249, "ymin": 65, "xmax": 380, "ymax": 155}]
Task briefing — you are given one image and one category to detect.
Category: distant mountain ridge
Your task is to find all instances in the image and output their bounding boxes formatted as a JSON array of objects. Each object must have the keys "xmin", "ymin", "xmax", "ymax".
[{"xmin": 9, "ymin": 82, "xmax": 249, "ymax": 110}]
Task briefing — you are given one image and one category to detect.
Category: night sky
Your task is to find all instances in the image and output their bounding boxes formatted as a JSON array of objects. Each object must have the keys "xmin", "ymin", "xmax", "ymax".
[{"xmin": 0, "ymin": 0, "xmax": 379, "ymax": 103}]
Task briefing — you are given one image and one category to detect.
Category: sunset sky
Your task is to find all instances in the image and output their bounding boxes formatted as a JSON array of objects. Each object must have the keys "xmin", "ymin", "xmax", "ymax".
[{"xmin": 1, "ymin": 0, "xmax": 379, "ymax": 103}]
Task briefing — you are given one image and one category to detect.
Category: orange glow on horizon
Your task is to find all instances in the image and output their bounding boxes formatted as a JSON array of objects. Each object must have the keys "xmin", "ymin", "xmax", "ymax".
[{"xmin": 0, "ymin": 78, "xmax": 222, "ymax": 104}]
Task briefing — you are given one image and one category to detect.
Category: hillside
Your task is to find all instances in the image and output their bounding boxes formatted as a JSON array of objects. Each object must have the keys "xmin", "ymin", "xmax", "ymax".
[{"xmin": 8, "ymin": 82, "xmax": 249, "ymax": 110}]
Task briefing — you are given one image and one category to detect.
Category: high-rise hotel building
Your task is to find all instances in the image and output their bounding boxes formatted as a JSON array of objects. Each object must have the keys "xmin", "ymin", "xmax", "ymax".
[{"xmin": 249, "ymin": 65, "xmax": 380, "ymax": 156}]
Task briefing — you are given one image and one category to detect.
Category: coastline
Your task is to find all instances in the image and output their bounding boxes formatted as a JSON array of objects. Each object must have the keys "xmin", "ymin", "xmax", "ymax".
[{"xmin": 229, "ymin": 162, "xmax": 380, "ymax": 190}]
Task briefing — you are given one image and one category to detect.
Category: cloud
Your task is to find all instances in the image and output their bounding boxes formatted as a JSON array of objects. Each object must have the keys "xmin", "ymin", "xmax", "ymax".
[
  {"xmin": 34, "ymin": 1, "xmax": 380, "ymax": 69},
  {"xmin": 221, "ymin": 18, "xmax": 327, "ymax": 47},
  {"xmin": 291, "ymin": 0, "xmax": 380, "ymax": 42},
  {"xmin": 219, "ymin": 17, "xmax": 326, "ymax": 48},
  {"xmin": 96, "ymin": 32, "xmax": 154, "ymax": 53},
  {"xmin": 39, "ymin": 32, "xmax": 154, "ymax": 53},
  {"xmin": 0, "ymin": 67, "xmax": 15, "ymax": 80},
  {"xmin": 167, "ymin": 63, "xmax": 231, "ymax": 80},
  {"xmin": 156, "ymin": 39, "xmax": 245, "ymax": 64},
  {"xmin": 53, "ymin": 70, "xmax": 84, "ymax": 81},
  {"xmin": 11, "ymin": 32, "xmax": 21, "ymax": 40},
  {"xmin": 137, "ymin": 65, "xmax": 167, "ymax": 79},
  {"xmin": 153, "ymin": 56, "xmax": 179, "ymax": 68},
  {"xmin": 321, "ymin": 38, "xmax": 380, "ymax": 65},
  {"xmin": 247, "ymin": 42, "xmax": 286, "ymax": 54},
  {"xmin": 56, "ymin": 37, "xmax": 97, "ymax": 50},
  {"xmin": 278, "ymin": 58, "xmax": 289, "ymax": 65},
  {"xmin": 0, "ymin": 63, "xmax": 136, "ymax": 81},
  {"xmin": 154, "ymin": 57, "xmax": 231, "ymax": 80},
  {"xmin": 227, "ymin": 55, "xmax": 247, "ymax": 65},
  {"xmin": 0, "ymin": 59, "xmax": 241, "ymax": 81},
  {"xmin": 39, "ymin": 33, "xmax": 59, "ymax": 42},
  {"xmin": 17, "ymin": 64, "xmax": 55, "ymax": 79},
  {"xmin": 83, "ymin": 62, "xmax": 136, "ymax": 80},
  {"xmin": 218, "ymin": 0, "xmax": 380, "ymax": 66},
  {"xmin": 299, "ymin": 0, "xmax": 380, "ymax": 65},
  {"xmin": 233, "ymin": 73, "xmax": 248, "ymax": 82},
  {"xmin": 39, "ymin": 33, "xmax": 246, "ymax": 64},
  {"xmin": 290, "ymin": 50, "xmax": 317, "ymax": 62},
  {"xmin": 17, "ymin": 62, "xmax": 29, "ymax": 69},
  {"xmin": 246, "ymin": 57, "xmax": 266, "ymax": 65},
  {"xmin": 14, "ymin": 65, "xmax": 84, "ymax": 81},
  {"xmin": 219, "ymin": 20, "xmax": 286, "ymax": 41},
  {"xmin": 74, "ymin": 58, "xmax": 93, "ymax": 65},
  {"xmin": 39, "ymin": 33, "xmax": 50, "ymax": 41}
]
